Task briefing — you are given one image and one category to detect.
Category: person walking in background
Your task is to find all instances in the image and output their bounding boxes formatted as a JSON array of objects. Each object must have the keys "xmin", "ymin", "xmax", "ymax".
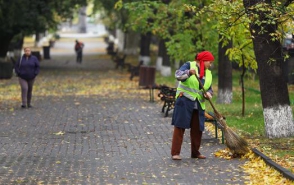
[
  {"xmin": 14, "ymin": 47, "xmax": 40, "ymax": 108},
  {"xmin": 74, "ymin": 40, "xmax": 84, "ymax": 63},
  {"xmin": 171, "ymin": 51, "xmax": 215, "ymax": 160}
]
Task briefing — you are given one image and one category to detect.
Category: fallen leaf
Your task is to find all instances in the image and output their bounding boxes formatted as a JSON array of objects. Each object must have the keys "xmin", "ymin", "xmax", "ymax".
[{"xmin": 53, "ymin": 131, "xmax": 65, "ymax": 135}]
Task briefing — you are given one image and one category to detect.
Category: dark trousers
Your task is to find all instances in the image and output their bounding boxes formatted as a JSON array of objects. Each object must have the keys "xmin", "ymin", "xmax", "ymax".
[
  {"xmin": 18, "ymin": 78, "xmax": 35, "ymax": 106},
  {"xmin": 171, "ymin": 109, "xmax": 203, "ymax": 157},
  {"xmin": 76, "ymin": 50, "xmax": 83, "ymax": 63}
]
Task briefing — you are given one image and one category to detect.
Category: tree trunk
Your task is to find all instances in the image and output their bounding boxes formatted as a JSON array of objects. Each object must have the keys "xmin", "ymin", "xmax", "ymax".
[
  {"xmin": 124, "ymin": 31, "xmax": 140, "ymax": 55},
  {"xmin": 78, "ymin": 6, "xmax": 87, "ymax": 33},
  {"xmin": 139, "ymin": 32, "xmax": 151, "ymax": 65},
  {"xmin": 161, "ymin": 40, "xmax": 172, "ymax": 77},
  {"xmin": 243, "ymin": 0, "xmax": 294, "ymax": 138},
  {"xmin": 0, "ymin": 34, "xmax": 14, "ymax": 57},
  {"xmin": 35, "ymin": 31, "xmax": 40, "ymax": 47},
  {"xmin": 156, "ymin": 39, "xmax": 165, "ymax": 70},
  {"xmin": 0, "ymin": 34, "xmax": 14, "ymax": 79},
  {"xmin": 217, "ymin": 38, "xmax": 233, "ymax": 104},
  {"xmin": 286, "ymin": 50, "xmax": 294, "ymax": 84},
  {"xmin": 116, "ymin": 29, "xmax": 125, "ymax": 52}
]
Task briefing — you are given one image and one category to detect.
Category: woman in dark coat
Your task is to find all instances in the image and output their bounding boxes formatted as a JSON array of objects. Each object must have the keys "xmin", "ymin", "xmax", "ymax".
[
  {"xmin": 171, "ymin": 51, "xmax": 215, "ymax": 160},
  {"xmin": 14, "ymin": 47, "xmax": 40, "ymax": 108}
]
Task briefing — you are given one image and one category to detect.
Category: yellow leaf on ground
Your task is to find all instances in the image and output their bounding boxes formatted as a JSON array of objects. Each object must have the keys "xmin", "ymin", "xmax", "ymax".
[{"xmin": 53, "ymin": 131, "xmax": 65, "ymax": 135}]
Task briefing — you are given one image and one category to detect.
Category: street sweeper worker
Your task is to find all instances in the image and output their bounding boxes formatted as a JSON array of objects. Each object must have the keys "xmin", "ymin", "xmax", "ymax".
[{"xmin": 171, "ymin": 51, "xmax": 215, "ymax": 160}]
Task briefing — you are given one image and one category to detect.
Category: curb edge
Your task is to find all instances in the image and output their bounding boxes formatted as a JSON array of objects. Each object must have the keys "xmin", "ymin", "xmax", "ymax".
[{"xmin": 252, "ymin": 148, "xmax": 294, "ymax": 181}]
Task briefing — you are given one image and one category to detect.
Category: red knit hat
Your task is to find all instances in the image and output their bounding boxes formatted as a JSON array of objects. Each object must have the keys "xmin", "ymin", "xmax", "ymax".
[{"xmin": 195, "ymin": 51, "xmax": 214, "ymax": 79}]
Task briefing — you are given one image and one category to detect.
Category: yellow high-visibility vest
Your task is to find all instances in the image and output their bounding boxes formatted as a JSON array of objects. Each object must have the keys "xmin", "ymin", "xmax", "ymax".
[{"xmin": 176, "ymin": 61, "xmax": 212, "ymax": 110}]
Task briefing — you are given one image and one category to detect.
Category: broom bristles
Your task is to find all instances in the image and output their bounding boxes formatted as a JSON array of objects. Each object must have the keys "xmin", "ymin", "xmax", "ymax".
[
  {"xmin": 224, "ymin": 127, "xmax": 249, "ymax": 155},
  {"xmin": 214, "ymin": 113, "xmax": 249, "ymax": 155}
]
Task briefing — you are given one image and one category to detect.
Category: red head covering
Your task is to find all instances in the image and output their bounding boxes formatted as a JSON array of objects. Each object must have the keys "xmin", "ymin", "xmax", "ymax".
[{"xmin": 195, "ymin": 51, "xmax": 214, "ymax": 79}]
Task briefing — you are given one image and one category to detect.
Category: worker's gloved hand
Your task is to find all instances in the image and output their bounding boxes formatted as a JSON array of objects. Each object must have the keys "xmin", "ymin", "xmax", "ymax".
[
  {"xmin": 189, "ymin": 69, "xmax": 196, "ymax": 75},
  {"xmin": 204, "ymin": 92, "xmax": 212, "ymax": 99}
]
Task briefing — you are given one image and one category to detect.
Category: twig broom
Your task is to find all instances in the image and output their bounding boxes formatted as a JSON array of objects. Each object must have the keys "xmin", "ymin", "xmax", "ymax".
[{"xmin": 195, "ymin": 74, "xmax": 249, "ymax": 155}]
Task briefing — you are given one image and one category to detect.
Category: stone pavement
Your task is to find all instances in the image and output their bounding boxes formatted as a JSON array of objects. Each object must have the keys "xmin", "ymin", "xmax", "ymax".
[{"xmin": 0, "ymin": 39, "xmax": 248, "ymax": 184}]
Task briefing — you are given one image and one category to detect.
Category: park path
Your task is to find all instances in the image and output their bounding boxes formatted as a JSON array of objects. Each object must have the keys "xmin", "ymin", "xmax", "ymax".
[{"xmin": 0, "ymin": 35, "xmax": 248, "ymax": 184}]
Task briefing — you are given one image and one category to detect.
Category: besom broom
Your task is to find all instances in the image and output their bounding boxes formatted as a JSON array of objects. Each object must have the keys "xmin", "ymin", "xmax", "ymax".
[{"xmin": 195, "ymin": 74, "xmax": 249, "ymax": 155}]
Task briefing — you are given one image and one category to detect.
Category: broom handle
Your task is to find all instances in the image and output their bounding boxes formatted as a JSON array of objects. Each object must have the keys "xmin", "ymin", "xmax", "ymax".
[{"xmin": 194, "ymin": 74, "xmax": 221, "ymax": 117}]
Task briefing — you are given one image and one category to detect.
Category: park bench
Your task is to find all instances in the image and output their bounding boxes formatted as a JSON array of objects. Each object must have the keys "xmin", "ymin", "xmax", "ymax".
[
  {"xmin": 105, "ymin": 41, "xmax": 119, "ymax": 62},
  {"xmin": 106, "ymin": 42, "xmax": 116, "ymax": 56},
  {"xmin": 204, "ymin": 112, "xmax": 225, "ymax": 144},
  {"xmin": 113, "ymin": 54, "xmax": 127, "ymax": 70},
  {"xmin": 128, "ymin": 60, "xmax": 143, "ymax": 80},
  {"xmin": 157, "ymin": 85, "xmax": 177, "ymax": 117}
]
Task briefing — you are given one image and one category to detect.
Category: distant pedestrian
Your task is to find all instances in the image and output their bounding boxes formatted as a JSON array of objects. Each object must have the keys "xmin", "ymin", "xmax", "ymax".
[
  {"xmin": 14, "ymin": 47, "xmax": 40, "ymax": 108},
  {"xmin": 74, "ymin": 40, "xmax": 84, "ymax": 63},
  {"xmin": 171, "ymin": 51, "xmax": 215, "ymax": 160}
]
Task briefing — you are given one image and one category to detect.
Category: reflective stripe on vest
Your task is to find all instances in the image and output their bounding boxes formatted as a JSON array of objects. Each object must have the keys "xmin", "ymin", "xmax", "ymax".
[{"xmin": 176, "ymin": 61, "xmax": 212, "ymax": 110}]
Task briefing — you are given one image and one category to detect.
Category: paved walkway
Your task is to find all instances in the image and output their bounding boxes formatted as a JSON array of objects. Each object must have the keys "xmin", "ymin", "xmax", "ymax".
[{"xmin": 0, "ymin": 38, "xmax": 248, "ymax": 184}]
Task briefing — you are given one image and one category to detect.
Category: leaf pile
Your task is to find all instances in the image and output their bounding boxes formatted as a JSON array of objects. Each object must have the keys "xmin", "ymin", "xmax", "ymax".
[
  {"xmin": 211, "ymin": 138, "xmax": 293, "ymax": 184},
  {"xmin": 213, "ymin": 148, "xmax": 293, "ymax": 184},
  {"xmin": 241, "ymin": 151, "xmax": 293, "ymax": 185}
]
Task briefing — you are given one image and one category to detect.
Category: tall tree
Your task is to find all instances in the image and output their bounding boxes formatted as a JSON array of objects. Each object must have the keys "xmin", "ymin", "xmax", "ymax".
[
  {"xmin": 120, "ymin": 0, "xmax": 218, "ymax": 70},
  {"xmin": 119, "ymin": 0, "xmax": 294, "ymax": 137},
  {"xmin": 0, "ymin": 0, "xmax": 87, "ymax": 58},
  {"xmin": 78, "ymin": 6, "xmax": 87, "ymax": 33},
  {"xmin": 156, "ymin": 39, "xmax": 165, "ymax": 71},
  {"xmin": 139, "ymin": 32, "xmax": 152, "ymax": 65},
  {"xmin": 93, "ymin": 0, "xmax": 148, "ymax": 54},
  {"xmin": 206, "ymin": 0, "xmax": 257, "ymax": 112},
  {"xmin": 217, "ymin": 39, "xmax": 233, "ymax": 104},
  {"xmin": 242, "ymin": 0, "xmax": 294, "ymax": 138},
  {"xmin": 124, "ymin": 30, "xmax": 140, "ymax": 55}
]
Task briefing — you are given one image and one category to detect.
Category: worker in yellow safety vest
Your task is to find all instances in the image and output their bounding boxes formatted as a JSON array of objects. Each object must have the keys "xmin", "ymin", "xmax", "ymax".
[{"xmin": 171, "ymin": 51, "xmax": 215, "ymax": 160}]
